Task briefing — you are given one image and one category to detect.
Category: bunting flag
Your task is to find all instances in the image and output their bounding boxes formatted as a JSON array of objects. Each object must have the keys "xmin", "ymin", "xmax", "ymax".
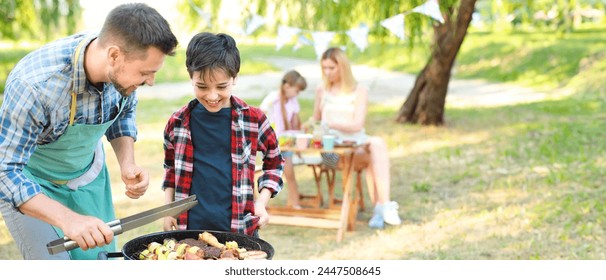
[
  {"xmin": 346, "ymin": 23, "xmax": 369, "ymax": 52},
  {"xmin": 244, "ymin": 14, "xmax": 266, "ymax": 35},
  {"xmin": 269, "ymin": 2, "xmax": 443, "ymax": 53},
  {"xmin": 276, "ymin": 25, "xmax": 301, "ymax": 50},
  {"xmin": 188, "ymin": 0, "xmax": 211, "ymax": 27},
  {"xmin": 412, "ymin": 0, "xmax": 445, "ymax": 24},
  {"xmin": 381, "ymin": 13, "xmax": 405, "ymax": 40},
  {"xmin": 311, "ymin": 31, "xmax": 336, "ymax": 59},
  {"xmin": 293, "ymin": 35, "xmax": 312, "ymax": 51}
]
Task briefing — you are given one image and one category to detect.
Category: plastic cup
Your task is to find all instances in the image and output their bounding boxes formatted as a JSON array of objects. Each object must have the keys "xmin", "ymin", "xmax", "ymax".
[
  {"xmin": 322, "ymin": 135, "xmax": 335, "ymax": 151},
  {"xmin": 296, "ymin": 134, "xmax": 312, "ymax": 149},
  {"xmin": 311, "ymin": 138, "xmax": 323, "ymax": 149}
]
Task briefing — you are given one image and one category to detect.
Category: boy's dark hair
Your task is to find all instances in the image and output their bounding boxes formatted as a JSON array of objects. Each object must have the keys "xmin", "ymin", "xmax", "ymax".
[
  {"xmin": 99, "ymin": 3, "xmax": 178, "ymax": 57},
  {"xmin": 186, "ymin": 32, "xmax": 240, "ymax": 79}
]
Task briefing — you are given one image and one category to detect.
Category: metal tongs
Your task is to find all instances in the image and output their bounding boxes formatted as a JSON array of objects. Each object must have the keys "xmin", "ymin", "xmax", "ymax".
[{"xmin": 46, "ymin": 195, "xmax": 198, "ymax": 255}]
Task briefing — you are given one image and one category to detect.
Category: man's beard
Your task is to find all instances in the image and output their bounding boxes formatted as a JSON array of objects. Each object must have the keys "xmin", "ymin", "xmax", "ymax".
[{"xmin": 108, "ymin": 70, "xmax": 132, "ymax": 97}]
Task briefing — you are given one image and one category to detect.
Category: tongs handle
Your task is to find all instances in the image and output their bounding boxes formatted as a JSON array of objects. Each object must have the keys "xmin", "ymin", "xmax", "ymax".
[
  {"xmin": 46, "ymin": 219, "xmax": 123, "ymax": 255},
  {"xmin": 46, "ymin": 195, "xmax": 197, "ymax": 255}
]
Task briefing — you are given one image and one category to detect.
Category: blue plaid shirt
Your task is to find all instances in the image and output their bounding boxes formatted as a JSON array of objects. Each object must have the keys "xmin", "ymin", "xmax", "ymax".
[{"xmin": 0, "ymin": 32, "xmax": 138, "ymax": 208}]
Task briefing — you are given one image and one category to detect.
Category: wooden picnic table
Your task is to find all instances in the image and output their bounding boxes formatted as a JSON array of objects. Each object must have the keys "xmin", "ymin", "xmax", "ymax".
[{"xmin": 267, "ymin": 144, "xmax": 362, "ymax": 243}]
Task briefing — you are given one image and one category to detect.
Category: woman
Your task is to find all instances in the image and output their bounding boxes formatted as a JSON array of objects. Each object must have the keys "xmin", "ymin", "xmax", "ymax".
[{"xmin": 312, "ymin": 47, "xmax": 401, "ymax": 229}]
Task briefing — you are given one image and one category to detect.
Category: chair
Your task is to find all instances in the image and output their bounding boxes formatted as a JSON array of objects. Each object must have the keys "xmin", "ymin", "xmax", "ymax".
[
  {"xmin": 260, "ymin": 152, "xmax": 326, "ymax": 208},
  {"xmin": 292, "ymin": 154, "xmax": 324, "ymax": 208}
]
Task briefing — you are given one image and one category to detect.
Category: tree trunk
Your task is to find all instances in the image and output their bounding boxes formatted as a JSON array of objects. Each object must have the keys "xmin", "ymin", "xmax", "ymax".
[{"xmin": 396, "ymin": 0, "xmax": 477, "ymax": 126}]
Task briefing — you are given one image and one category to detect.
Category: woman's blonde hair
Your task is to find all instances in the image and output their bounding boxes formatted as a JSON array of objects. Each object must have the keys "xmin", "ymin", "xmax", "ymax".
[
  {"xmin": 279, "ymin": 70, "xmax": 307, "ymax": 130},
  {"xmin": 321, "ymin": 47, "xmax": 357, "ymax": 93}
]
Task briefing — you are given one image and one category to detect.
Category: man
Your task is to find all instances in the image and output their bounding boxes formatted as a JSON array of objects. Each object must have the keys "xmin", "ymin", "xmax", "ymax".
[{"xmin": 0, "ymin": 3, "xmax": 178, "ymax": 259}]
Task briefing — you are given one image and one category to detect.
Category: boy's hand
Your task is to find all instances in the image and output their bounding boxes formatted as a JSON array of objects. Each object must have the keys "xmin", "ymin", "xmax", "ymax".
[
  {"xmin": 163, "ymin": 216, "xmax": 178, "ymax": 231},
  {"xmin": 254, "ymin": 202, "xmax": 269, "ymax": 228}
]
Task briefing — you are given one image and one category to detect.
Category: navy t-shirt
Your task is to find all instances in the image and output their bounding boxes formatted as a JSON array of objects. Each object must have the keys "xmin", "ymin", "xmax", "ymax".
[{"xmin": 187, "ymin": 103, "xmax": 233, "ymax": 231}]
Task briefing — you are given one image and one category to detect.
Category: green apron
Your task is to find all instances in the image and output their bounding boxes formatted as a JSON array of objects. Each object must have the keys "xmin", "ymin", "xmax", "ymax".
[{"xmin": 23, "ymin": 39, "xmax": 127, "ymax": 260}]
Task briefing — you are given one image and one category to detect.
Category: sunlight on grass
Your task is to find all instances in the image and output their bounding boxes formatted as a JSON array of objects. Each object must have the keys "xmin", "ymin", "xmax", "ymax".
[{"xmin": 390, "ymin": 131, "xmax": 491, "ymax": 158}]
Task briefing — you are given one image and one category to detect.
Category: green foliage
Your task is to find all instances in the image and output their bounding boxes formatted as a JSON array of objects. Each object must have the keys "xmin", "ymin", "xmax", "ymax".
[
  {"xmin": 478, "ymin": 0, "xmax": 605, "ymax": 32},
  {"xmin": 0, "ymin": 0, "xmax": 81, "ymax": 41},
  {"xmin": 176, "ymin": 0, "xmax": 456, "ymax": 47},
  {"xmin": 176, "ymin": 0, "xmax": 222, "ymax": 32},
  {"xmin": 0, "ymin": 47, "xmax": 32, "ymax": 93},
  {"xmin": 269, "ymin": 0, "xmax": 446, "ymax": 49}
]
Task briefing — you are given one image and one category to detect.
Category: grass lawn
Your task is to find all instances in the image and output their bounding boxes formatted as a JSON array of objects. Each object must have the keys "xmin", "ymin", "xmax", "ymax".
[
  {"xmin": 1, "ymin": 24, "xmax": 606, "ymax": 259},
  {"xmin": 1, "ymin": 90, "xmax": 604, "ymax": 259}
]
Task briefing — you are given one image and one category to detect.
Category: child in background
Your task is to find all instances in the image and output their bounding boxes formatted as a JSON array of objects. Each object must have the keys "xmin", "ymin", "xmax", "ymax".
[
  {"xmin": 259, "ymin": 70, "xmax": 307, "ymax": 209},
  {"xmin": 162, "ymin": 32, "xmax": 284, "ymax": 237}
]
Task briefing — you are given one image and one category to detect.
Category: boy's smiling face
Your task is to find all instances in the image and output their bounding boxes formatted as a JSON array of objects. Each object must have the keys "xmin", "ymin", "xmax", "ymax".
[{"xmin": 191, "ymin": 69, "xmax": 235, "ymax": 112}]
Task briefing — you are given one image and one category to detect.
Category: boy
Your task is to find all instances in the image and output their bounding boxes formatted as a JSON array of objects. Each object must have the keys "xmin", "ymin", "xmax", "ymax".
[{"xmin": 162, "ymin": 32, "xmax": 284, "ymax": 237}]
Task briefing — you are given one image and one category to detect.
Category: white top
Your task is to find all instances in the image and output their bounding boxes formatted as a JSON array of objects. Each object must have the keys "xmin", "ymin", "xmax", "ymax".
[{"xmin": 321, "ymin": 90, "xmax": 367, "ymax": 145}]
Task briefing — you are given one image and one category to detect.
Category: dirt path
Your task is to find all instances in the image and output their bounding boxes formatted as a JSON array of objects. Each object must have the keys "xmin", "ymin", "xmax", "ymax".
[{"xmin": 138, "ymin": 56, "xmax": 554, "ymax": 108}]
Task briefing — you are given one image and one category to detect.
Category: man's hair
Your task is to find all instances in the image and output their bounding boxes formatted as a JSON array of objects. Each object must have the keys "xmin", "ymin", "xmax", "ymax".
[
  {"xmin": 98, "ymin": 3, "xmax": 178, "ymax": 57},
  {"xmin": 185, "ymin": 32, "xmax": 240, "ymax": 79}
]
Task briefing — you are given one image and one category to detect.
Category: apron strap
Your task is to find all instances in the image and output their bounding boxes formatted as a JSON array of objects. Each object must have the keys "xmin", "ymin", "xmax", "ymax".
[
  {"xmin": 69, "ymin": 39, "xmax": 88, "ymax": 126},
  {"xmin": 69, "ymin": 92, "xmax": 77, "ymax": 126}
]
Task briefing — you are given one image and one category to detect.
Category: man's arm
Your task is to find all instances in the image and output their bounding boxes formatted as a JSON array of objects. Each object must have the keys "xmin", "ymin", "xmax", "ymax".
[{"xmin": 110, "ymin": 136, "xmax": 149, "ymax": 199}]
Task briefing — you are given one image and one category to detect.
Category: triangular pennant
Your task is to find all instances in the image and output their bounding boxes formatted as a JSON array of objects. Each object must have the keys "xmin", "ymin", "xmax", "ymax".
[
  {"xmin": 188, "ymin": 0, "xmax": 211, "ymax": 27},
  {"xmin": 412, "ymin": 0, "xmax": 445, "ymax": 23},
  {"xmin": 346, "ymin": 23, "xmax": 369, "ymax": 52},
  {"xmin": 311, "ymin": 31, "xmax": 336, "ymax": 59},
  {"xmin": 380, "ymin": 14, "xmax": 405, "ymax": 40},
  {"xmin": 276, "ymin": 25, "xmax": 301, "ymax": 50},
  {"xmin": 293, "ymin": 35, "xmax": 312, "ymax": 51},
  {"xmin": 245, "ymin": 14, "xmax": 266, "ymax": 35}
]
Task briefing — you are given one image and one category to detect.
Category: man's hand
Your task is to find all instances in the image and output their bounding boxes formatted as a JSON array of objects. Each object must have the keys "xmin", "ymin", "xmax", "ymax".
[
  {"xmin": 110, "ymin": 136, "xmax": 148, "ymax": 199},
  {"xmin": 20, "ymin": 194, "xmax": 115, "ymax": 251},
  {"xmin": 62, "ymin": 213, "xmax": 115, "ymax": 251},
  {"xmin": 121, "ymin": 164, "xmax": 149, "ymax": 199}
]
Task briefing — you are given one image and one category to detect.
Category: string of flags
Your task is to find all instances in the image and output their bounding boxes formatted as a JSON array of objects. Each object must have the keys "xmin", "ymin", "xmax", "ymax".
[
  {"xmin": 188, "ymin": 0, "xmax": 211, "ymax": 28},
  {"xmin": 190, "ymin": 0, "xmax": 444, "ymax": 59}
]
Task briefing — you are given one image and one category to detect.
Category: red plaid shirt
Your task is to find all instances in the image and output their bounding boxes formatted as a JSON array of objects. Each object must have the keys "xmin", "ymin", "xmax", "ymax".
[{"xmin": 162, "ymin": 96, "xmax": 284, "ymax": 236}]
